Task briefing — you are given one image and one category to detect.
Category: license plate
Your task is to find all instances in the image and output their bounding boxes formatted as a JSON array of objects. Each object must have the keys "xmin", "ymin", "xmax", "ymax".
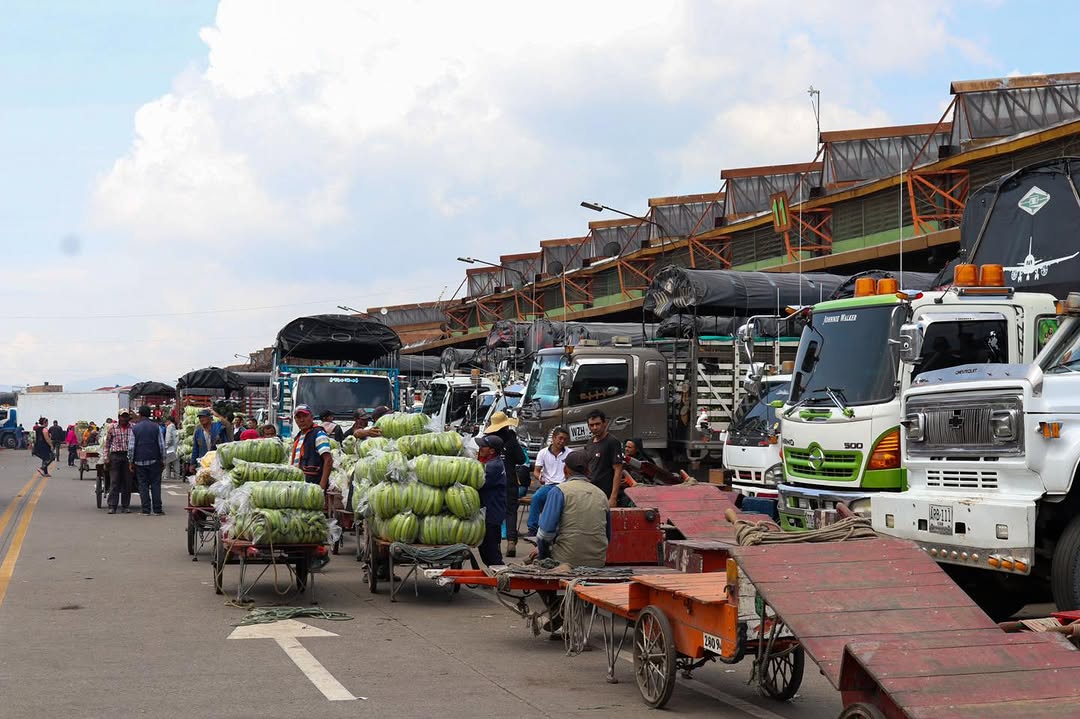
[
  {"xmin": 568, "ymin": 423, "xmax": 590, "ymax": 442},
  {"xmin": 929, "ymin": 504, "xmax": 953, "ymax": 535},
  {"xmin": 703, "ymin": 632, "xmax": 723, "ymax": 654}
]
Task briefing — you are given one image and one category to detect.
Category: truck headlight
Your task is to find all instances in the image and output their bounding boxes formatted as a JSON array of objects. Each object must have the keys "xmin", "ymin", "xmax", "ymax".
[
  {"xmin": 989, "ymin": 409, "xmax": 1017, "ymax": 442},
  {"xmin": 901, "ymin": 411, "xmax": 925, "ymax": 442},
  {"xmin": 763, "ymin": 463, "xmax": 784, "ymax": 484}
]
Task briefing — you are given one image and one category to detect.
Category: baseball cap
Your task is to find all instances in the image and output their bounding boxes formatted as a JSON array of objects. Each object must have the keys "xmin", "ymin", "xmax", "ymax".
[
  {"xmin": 371, "ymin": 405, "xmax": 392, "ymax": 421},
  {"xmin": 564, "ymin": 449, "xmax": 590, "ymax": 475},
  {"xmin": 117, "ymin": 408, "xmax": 131, "ymax": 417},
  {"xmin": 476, "ymin": 435, "xmax": 504, "ymax": 453},
  {"xmin": 294, "ymin": 404, "xmax": 313, "ymax": 416},
  {"xmin": 197, "ymin": 408, "xmax": 212, "ymax": 417}
]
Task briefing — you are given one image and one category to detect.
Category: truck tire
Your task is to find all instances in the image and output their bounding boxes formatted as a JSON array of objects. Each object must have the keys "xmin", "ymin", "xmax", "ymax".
[
  {"xmin": 1, "ymin": 434, "xmax": 15, "ymax": 449},
  {"xmin": 1052, "ymin": 514, "xmax": 1080, "ymax": 610},
  {"xmin": 945, "ymin": 565, "xmax": 1030, "ymax": 621}
]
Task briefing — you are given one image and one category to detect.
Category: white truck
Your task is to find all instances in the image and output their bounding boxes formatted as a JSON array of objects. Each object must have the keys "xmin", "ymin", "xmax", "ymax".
[
  {"xmin": 15, "ymin": 391, "xmax": 130, "ymax": 430},
  {"xmin": 422, "ymin": 373, "xmax": 498, "ymax": 432},
  {"xmin": 873, "ymin": 293, "xmax": 1080, "ymax": 614},
  {"xmin": 722, "ymin": 373, "xmax": 791, "ymax": 499}
]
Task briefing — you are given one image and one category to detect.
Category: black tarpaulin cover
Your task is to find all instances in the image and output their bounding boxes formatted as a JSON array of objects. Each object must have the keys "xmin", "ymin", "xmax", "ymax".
[
  {"xmin": 274, "ymin": 315, "xmax": 402, "ymax": 363},
  {"xmin": 440, "ymin": 348, "xmax": 484, "ymax": 374},
  {"xmin": 176, "ymin": 367, "xmax": 245, "ymax": 392},
  {"xmin": 398, "ymin": 354, "xmax": 441, "ymax": 378},
  {"xmin": 644, "ymin": 267, "xmax": 849, "ymax": 319},
  {"xmin": 826, "ymin": 270, "xmax": 940, "ymax": 301},
  {"xmin": 128, "ymin": 381, "xmax": 176, "ymax": 397},
  {"xmin": 486, "ymin": 320, "xmax": 531, "ymax": 349},
  {"xmin": 937, "ymin": 157, "xmax": 1080, "ymax": 299},
  {"xmin": 562, "ymin": 322, "xmax": 656, "ymax": 346}
]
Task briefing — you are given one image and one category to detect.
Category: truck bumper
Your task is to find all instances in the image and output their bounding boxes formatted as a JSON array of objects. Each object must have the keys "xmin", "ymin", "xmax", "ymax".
[
  {"xmin": 776, "ymin": 483, "xmax": 873, "ymax": 531},
  {"xmin": 873, "ymin": 491, "xmax": 1037, "ymax": 575}
]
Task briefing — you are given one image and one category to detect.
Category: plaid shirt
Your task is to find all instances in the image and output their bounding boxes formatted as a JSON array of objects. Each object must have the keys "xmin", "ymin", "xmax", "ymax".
[{"xmin": 105, "ymin": 423, "xmax": 135, "ymax": 462}]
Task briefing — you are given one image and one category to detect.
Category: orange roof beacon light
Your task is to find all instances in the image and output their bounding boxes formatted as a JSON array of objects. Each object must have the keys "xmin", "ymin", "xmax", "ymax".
[
  {"xmin": 953, "ymin": 263, "xmax": 978, "ymax": 287},
  {"xmin": 854, "ymin": 277, "xmax": 877, "ymax": 297},
  {"xmin": 876, "ymin": 277, "xmax": 899, "ymax": 295},
  {"xmin": 979, "ymin": 264, "xmax": 1005, "ymax": 287}
]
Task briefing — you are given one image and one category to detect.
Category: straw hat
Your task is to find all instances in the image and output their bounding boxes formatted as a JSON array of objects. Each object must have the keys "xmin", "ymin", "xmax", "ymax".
[{"xmin": 483, "ymin": 411, "xmax": 518, "ymax": 434}]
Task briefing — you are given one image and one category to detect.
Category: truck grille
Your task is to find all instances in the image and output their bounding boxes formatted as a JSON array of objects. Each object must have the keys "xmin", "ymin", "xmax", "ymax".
[
  {"xmin": 907, "ymin": 391, "xmax": 1023, "ymax": 457},
  {"xmin": 785, "ymin": 447, "xmax": 861, "ymax": 480},
  {"xmin": 926, "ymin": 468, "xmax": 999, "ymax": 490}
]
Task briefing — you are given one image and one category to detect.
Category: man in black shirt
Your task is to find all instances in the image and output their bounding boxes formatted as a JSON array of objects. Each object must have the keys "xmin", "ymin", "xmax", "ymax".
[{"xmin": 586, "ymin": 410, "xmax": 624, "ymax": 508}]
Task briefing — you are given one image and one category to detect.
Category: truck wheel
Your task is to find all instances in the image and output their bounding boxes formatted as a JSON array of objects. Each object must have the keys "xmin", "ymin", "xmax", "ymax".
[
  {"xmin": 945, "ymin": 564, "xmax": 1031, "ymax": 621},
  {"xmin": 1052, "ymin": 514, "xmax": 1080, "ymax": 610},
  {"xmin": 1, "ymin": 434, "xmax": 16, "ymax": 449}
]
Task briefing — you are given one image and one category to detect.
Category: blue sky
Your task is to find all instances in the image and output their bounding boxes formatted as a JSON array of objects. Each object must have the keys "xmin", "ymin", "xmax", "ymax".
[{"xmin": 2, "ymin": 0, "xmax": 1079, "ymax": 387}]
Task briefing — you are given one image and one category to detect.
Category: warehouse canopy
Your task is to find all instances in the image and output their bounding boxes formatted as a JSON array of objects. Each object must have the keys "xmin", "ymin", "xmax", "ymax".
[
  {"xmin": 128, "ymin": 381, "xmax": 175, "ymax": 397},
  {"xmin": 274, "ymin": 315, "xmax": 402, "ymax": 363},
  {"xmin": 176, "ymin": 367, "xmax": 245, "ymax": 392},
  {"xmin": 944, "ymin": 157, "xmax": 1080, "ymax": 299},
  {"xmin": 644, "ymin": 268, "xmax": 849, "ymax": 319}
]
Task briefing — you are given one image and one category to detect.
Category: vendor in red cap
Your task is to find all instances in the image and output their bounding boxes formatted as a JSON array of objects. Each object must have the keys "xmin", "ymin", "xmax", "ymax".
[
  {"xmin": 475, "ymin": 434, "xmax": 507, "ymax": 566},
  {"xmin": 291, "ymin": 404, "xmax": 333, "ymax": 490}
]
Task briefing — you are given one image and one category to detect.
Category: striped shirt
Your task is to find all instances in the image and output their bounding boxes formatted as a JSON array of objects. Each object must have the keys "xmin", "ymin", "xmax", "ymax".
[{"xmin": 291, "ymin": 429, "xmax": 332, "ymax": 466}]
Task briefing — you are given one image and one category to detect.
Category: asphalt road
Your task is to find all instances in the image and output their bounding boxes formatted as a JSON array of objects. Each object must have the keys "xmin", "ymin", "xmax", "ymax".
[{"xmin": 0, "ymin": 449, "xmax": 842, "ymax": 719}]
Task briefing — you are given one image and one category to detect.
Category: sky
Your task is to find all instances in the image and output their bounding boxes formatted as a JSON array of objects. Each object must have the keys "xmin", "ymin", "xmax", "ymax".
[{"xmin": 2, "ymin": 0, "xmax": 1079, "ymax": 390}]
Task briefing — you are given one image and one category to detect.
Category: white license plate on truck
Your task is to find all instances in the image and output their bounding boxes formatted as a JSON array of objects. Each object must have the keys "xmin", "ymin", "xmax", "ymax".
[
  {"xmin": 929, "ymin": 504, "xmax": 953, "ymax": 535},
  {"xmin": 568, "ymin": 423, "xmax": 590, "ymax": 442}
]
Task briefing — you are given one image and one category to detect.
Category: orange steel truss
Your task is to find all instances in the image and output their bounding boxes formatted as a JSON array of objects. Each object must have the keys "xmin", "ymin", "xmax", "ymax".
[
  {"xmin": 906, "ymin": 168, "xmax": 969, "ymax": 236},
  {"xmin": 783, "ymin": 208, "xmax": 832, "ymax": 262}
]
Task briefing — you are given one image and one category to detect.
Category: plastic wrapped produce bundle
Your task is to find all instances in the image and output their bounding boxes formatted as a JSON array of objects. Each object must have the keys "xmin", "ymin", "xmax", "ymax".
[
  {"xmin": 387, "ymin": 511, "xmax": 420, "ymax": 543},
  {"xmin": 352, "ymin": 451, "xmax": 402, "ymax": 484},
  {"xmin": 418, "ymin": 513, "xmax": 484, "ymax": 546},
  {"xmin": 409, "ymin": 483, "xmax": 445, "ymax": 517},
  {"xmin": 216, "ymin": 438, "xmax": 287, "ymax": 469},
  {"xmin": 230, "ymin": 509, "xmax": 329, "ymax": 544},
  {"xmin": 249, "ymin": 481, "xmax": 326, "ymax": 511},
  {"xmin": 356, "ymin": 436, "xmax": 392, "ymax": 457},
  {"xmin": 350, "ymin": 479, "xmax": 373, "ymax": 513},
  {"xmin": 369, "ymin": 480, "xmax": 417, "ymax": 519},
  {"xmin": 229, "ymin": 459, "xmax": 305, "ymax": 484},
  {"xmin": 396, "ymin": 431, "xmax": 463, "ymax": 459},
  {"xmin": 374, "ymin": 412, "xmax": 430, "ymax": 439},
  {"xmin": 189, "ymin": 486, "xmax": 215, "ymax": 507},
  {"xmin": 414, "ymin": 455, "xmax": 484, "ymax": 489},
  {"xmin": 444, "ymin": 483, "xmax": 481, "ymax": 519}
]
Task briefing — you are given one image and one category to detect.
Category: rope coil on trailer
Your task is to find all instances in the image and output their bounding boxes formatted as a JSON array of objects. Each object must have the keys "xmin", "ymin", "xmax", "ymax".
[{"xmin": 732, "ymin": 515, "xmax": 877, "ymax": 546}]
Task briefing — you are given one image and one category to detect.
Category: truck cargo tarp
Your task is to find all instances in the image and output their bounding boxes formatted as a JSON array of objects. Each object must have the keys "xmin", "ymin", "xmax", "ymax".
[
  {"xmin": 656, "ymin": 314, "xmax": 806, "ymax": 338},
  {"xmin": 274, "ymin": 315, "xmax": 402, "ymax": 363},
  {"xmin": 176, "ymin": 367, "xmax": 245, "ymax": 392},
  {"xmin": 644, "ymin": 268, "xmax": 848, "ymax": 319},
  {"xmin": 826, "ymin": 270, "xmax": 939, "ymax": 300},
  {"xmin": 128, "ymin": 381, "xmax": 175, "ymax": 397},
  {"xmin": 440, "ymin": 348, "xmax": 484, "ymax": 374},
  {"xmin": 487, "ymin": 320, "xmax": 531, "ymax": 349},
  {"xmin": 940, "ymin": 157, "xmax": 1080, "ymax": 299},
  {"xmin": 563, "ymin": 322, "xmax": 656, "ymax": 346},
  {"xmin": 398, "ymin": 355, "xmax": 441, "ymax": 377}
]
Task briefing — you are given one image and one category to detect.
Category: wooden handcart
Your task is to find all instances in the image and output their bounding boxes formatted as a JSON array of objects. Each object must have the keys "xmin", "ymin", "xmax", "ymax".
[
  {"xmin": 359, "ymin": 518, "xmax": 475, "ymax": 602},
  {"xmin": 185, "ymin": 503, "xmax": 219, "ymax": 559},
  {"xmin": 210, "ymin": 530, "xmax": 324, "ymax": 604},
  {"xmin": 573, "ymin": 566, "xmax": 803, "ymax": 709}
]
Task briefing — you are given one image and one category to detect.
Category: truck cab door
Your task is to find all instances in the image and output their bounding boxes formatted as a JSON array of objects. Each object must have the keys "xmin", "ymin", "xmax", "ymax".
[
  {"xmin": 633, "ymin": 359, "xmax": 667, "ymax": 447},
  {"xmin": 561, "ymin": 357, "xmax": 633, "ymax": 444}
]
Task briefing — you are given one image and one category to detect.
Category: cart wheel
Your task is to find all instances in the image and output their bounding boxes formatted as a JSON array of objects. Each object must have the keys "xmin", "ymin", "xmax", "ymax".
[
  {"xmin": 451, "ymin": 561, "xmax": 462, "ymax": 595},
  {"xmin": 633, "ymin": 606, "xmax": 677, "ymax": 709},
  {"xmin": 95, "ymin": 477, "xmax": 103, "ymax": 509},
  {"xmin": 212, "ymin": 535, "xmax": 225, "ymax": 595},
  {"xmin": 187, "ymin": 514, "xmax": 196, "ymax": 556},
  {"xmin": 366, "ymin": 528, "xmax": 378, "ymax": 594},
  {"xmin": 332, "ymin": 538, "xmax": 340, "ymax": 555},
  {"xmin": 838, "ymin": 703, "xmax": 887, "ymax": 719},
  {"xmin": 759, "ymin": 644, "xmax": 804, "ymax": 701}
]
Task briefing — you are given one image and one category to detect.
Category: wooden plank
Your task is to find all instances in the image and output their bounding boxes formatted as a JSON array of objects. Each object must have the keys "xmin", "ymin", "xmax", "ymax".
[
  {"xmin": 732, "ymin": 538, "xmax": 922, "ymax": 565},
  {"xmin": 906, "ymin": 697, "xmax": 1080, "ymax": 719},
  {"xmin": 739, "ymin": 559, "xmax": 945, "ymax": 588},
  {"xmin": 785, "ymin": 606, "xmax": 995, "ymax": 639},
  {"xmin": 764, "ymin": 584, "xmax": 975, "ymax": 614},
  {"xmin": 750, "ymin": 572, "xmax": 958, "ymax": 594},
  {"xmin": 858, "ymin": 642, "xmax": 1080, "ymax": 679},
  {"xmin": 884, "ymin": 665, "xmax": 1080, "ymax": 706},
  {"xmin": 846, "ymin": 632, "xmax": 1072, "ymax": 655}
]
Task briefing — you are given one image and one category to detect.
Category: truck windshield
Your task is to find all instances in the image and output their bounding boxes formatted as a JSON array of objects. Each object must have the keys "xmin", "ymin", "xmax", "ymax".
[
  {"xmin": 523, "ymin": 353, "xmax": 565, "ymax": 410},
  {"xmin": 422, "ymin": 384, "xmax": 447, "ymax": 416},
  {"xmin": 732, "ymin": 381, "xmax": 790, "ymax": 435},
  {"xmin": 294, "ymin": 375, "xmax": 392, "ymax": 416},
  {"xmin": 790, "ymin": 304, "xmax": 903, "ymax": 406}
]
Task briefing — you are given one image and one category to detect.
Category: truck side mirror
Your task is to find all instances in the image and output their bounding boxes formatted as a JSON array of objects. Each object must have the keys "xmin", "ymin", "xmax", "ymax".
[{"xmin": 899, "ymin": 323, "xmax": 923, "ymax": 364}]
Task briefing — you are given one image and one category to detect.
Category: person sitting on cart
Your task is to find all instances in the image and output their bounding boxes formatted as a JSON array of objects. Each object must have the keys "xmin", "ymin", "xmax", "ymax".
[
  {"xmin": 190, "ymin": 409, "xmax": 228, "ymax": 466},
  {"xmin": 530, "ymin": 450, "xmax": 611, "ymax": 634},
  {"xmin": 475, "ymin": 435, "xmax": 507, "ymax": 567},
  {"xmin": 290, "ymin": 405, "xmax": 333, "ymax": 490}
]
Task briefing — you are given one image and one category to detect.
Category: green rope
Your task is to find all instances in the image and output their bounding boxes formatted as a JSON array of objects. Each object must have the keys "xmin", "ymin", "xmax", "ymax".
[{"xmin": 236, "ymin": 606, "xmax": 353, "ymax": 626}]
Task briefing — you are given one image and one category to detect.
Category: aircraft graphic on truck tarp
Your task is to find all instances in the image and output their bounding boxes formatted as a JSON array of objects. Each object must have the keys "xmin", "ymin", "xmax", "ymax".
[{"xmin": 1005, "ymin": 237, "xmax": 1079, "ymax": 282}]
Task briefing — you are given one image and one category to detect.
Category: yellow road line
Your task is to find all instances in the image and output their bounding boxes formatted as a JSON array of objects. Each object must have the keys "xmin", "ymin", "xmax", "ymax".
[
  {"xmin": 0, "ymin": 474, "xmax": 49, "ymax": 607},
  {"xmin": 0, "ymin": 474, "xmax": 42, "ymax": 539}
]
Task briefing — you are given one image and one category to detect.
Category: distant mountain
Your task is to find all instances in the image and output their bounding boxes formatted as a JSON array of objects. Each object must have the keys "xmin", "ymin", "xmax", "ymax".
[{"xmin": 64, "ymin": 374, "xmax": 143, "ymax": 392}]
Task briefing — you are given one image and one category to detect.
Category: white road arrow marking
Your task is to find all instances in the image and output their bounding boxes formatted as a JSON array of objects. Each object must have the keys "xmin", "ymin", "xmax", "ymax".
[{"xmin": 228, "ymin": 619, "xmax": 362, "ymax": 701}]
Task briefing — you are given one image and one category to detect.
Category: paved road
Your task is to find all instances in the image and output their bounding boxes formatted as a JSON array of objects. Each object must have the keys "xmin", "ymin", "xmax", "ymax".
[{"xmin": 0, "ymin": 450, "xmax": 842, "ymax": 719}]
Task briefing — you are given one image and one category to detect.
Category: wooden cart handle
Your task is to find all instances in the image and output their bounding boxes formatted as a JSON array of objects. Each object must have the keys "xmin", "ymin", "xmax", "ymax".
[{"xmin": 724, "ymin": 508, "xmax": 739, "ymax": 525}]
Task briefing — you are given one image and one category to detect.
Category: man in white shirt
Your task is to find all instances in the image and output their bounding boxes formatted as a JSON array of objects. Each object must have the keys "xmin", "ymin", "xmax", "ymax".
[{"xmin": 527, "ymin": 427, "xmax": 570, "ymax": 537}]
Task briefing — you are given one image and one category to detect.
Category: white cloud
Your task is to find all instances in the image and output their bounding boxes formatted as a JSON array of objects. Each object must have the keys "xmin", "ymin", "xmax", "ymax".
[{"xmin": 59, "ymin": 0, "xmax": 996, "ymax": 383}]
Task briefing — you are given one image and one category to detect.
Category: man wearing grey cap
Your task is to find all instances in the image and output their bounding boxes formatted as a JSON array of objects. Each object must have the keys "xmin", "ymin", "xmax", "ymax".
[
  {"xmin": 475, "ymin": 434, "xmax": 507, "ymax": 566},
  {"xmin": 532, "ymin": 449, "xmax": 610, "ymax": 569}
]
